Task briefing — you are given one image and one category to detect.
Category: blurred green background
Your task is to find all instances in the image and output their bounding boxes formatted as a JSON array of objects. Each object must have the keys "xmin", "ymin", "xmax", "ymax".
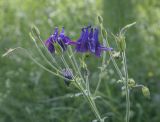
[{"xmin": 0, "ymin": 0, "xmax": 160, "ymax": 122}]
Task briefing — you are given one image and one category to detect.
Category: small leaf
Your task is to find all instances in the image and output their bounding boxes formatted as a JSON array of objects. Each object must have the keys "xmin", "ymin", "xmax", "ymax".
[{"xmin": 2, "ymin": 48, "xmax": 17, "ymax": 57}]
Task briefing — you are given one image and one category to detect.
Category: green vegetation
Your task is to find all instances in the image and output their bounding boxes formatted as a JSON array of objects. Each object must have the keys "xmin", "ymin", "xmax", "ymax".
[{"xmin": 0, "ymin": 0, "xmax": 160, "ymax": 122}]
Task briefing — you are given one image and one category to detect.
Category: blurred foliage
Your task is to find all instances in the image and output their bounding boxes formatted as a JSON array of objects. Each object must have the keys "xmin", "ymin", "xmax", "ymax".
[
  {"xmin": 103, "ymin": 0, "xmax": 160, "ymax": 122},
  {"xmin": 0, "ymin": 0, "xmax": 160, "ymax": 122}
]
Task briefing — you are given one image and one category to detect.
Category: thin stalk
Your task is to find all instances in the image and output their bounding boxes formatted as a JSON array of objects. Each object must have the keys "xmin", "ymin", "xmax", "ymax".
[
  {"xmin": 31, "ymin": 32, "xmax": 62, "ymax": 70},
  {"xmin": 61, "ymin": 55, "xmax": 71, "ymax": 71},
  {"xmin": 94, "ymin": 71, "xmax": 103, "ymax": 96},
  {"xmin": 65, "ymin": 51, "xmax": 85, "ymax": 86},
  {"xmin": 9, "ymin": 47, "xmax": 102, "ymax": 121},
  {"xmin": 65, "ymin": 50, "xmax": 85, "ymax": 87},
  {"xmin": 14, "ymin": 47, "xmax": 70, "ymax": 81},
  {"xmin": 61, "ymin": 54, "xmax": 102, "ymax": 121},
  {"xmin": 68, "ymin": 46, "xmax": 86, "ymax": 85},
  {"xmin": 122, "ymin": 51, "xmax": 130, "ymax": 122},
  {"xmin": 65, "ymin": 51, "xmax": 100, "ymax": 119},
  {"xmin": 94, "ymin": 58, "xmax": 111, "ymax": 95},
  {"xmin": 82, "ymin": 57, "xmax": 90, "ymax": 95},
  {"xmin": 74, "ymin": 81, "xmax": 103, "ymax": 122},
  {"xmin": 102, "ymin": 38, "xmax": 107, "ymax": 65},
  {"xmin": 86, "ymin": 75, "xmax": 90, "ymax": 95},
  {"xmin": 33, "ymin": 38, "xmax": 61, "ymax": 74},
  {"xmin": 66, "ymin": 51, "xmax": 77, "ymax": 74},
  {"xmin": 106, "ymin": 41, "xmax": 123, "ymax": 80}
]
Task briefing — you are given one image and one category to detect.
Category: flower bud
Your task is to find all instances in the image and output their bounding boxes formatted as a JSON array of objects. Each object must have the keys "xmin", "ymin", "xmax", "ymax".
[
  {"xmin": 62, "ymin": 68, "xmax": 73, "ymax": 86},
  {"xmin": 142, "ymin": 86, "xmax": 150, "ymax": 98},
  {"xmin": 31, "ymin": 25, "xmax": 40, "ymax": 38},
  {"xmin": 97, "ymin": 15, "xmax": 103, "ymax": 24}
]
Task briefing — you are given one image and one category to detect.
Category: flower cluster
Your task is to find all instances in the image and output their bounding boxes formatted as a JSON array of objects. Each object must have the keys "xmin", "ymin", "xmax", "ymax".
[{"xmin": 45, "ymin": 25, "xmax": 112, "ymax": 57}]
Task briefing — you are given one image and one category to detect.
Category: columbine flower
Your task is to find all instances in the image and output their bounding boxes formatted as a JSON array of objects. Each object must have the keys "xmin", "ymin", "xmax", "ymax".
[
  {"xmin": 45, "ymin": 27, "xmax": 72, "ymax": 53},
  {"xmin": 62, "ymin": 68, "xmax": 73, "ymax": 86},
  {"xmin": 72, "ymin": 25, "xmax": 112, "ymax": 57}
]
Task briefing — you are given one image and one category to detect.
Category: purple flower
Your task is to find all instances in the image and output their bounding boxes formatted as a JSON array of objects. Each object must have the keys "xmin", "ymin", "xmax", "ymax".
[
  {"xmin": 45, "ymin": 27, "xmax": 72, "ymax": 53},
  {"xmin": 74, "ymin": 26, "xmax": 112, "ymax": 57}
]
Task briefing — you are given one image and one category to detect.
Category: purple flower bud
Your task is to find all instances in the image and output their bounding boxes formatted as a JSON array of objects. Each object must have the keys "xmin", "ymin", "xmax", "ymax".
[{"xmin": 62, "ymin": 68, "xmax": 73, "ymax": 86}]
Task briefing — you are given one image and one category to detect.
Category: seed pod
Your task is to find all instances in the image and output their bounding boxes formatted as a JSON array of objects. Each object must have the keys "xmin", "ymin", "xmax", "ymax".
[
  {"xmin": 142, "ymin": 86, "xmax": 150, "ymax": 98},
  {"xmin": 128, "ymin": 78, "xmax": 136, "ymax": 87}
]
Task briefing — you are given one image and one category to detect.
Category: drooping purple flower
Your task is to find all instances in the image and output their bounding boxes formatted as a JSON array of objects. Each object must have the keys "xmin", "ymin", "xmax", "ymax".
[
  {"xmin": 73, "ymin": 26, "xmax": 113, "ymax": 57},
  {"xmin": 45, "ymin": 27, "xmax": 72, "ymax": 53}
]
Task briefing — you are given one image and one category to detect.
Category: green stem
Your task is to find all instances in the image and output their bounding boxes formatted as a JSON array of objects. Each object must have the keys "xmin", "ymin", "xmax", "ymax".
[
  {"xmin": 94, "ymin": 58, "xmax": 111, "ymax": 95},
  {"xmin": 122, "ymin": 51, "xmax": 130, "ymax": 122},
  {"xmin": 94, "ymin": 75, "xmax": 102, "ymax": 95},
  {"xmin": 31, "ymin": 32, "xmax": 61, "ymax": 70},
  {"xmin": 74, "ymin": 82, "xmax": 103, "ymax": 122},
  {"xmin": 15, "ymin": 47, "xmax": 70, "ymax": 81},
  {"xmin": 60, "ymin": 54, "xmax": 102, "ymax": 121},
  {"xmin": 68, "ymin": 46, "xmax": 86, "ymax": 85},
  {"xmin": 33, "ymin": 38, "xmax": 61, "ymax": 73},
  {"xmin": 106, "ymin": 41, "xmax": 123, "ymax": 80},
  {"xmin": 66, "ymin": 51, "xmax": 77, "ymax": 75}
]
